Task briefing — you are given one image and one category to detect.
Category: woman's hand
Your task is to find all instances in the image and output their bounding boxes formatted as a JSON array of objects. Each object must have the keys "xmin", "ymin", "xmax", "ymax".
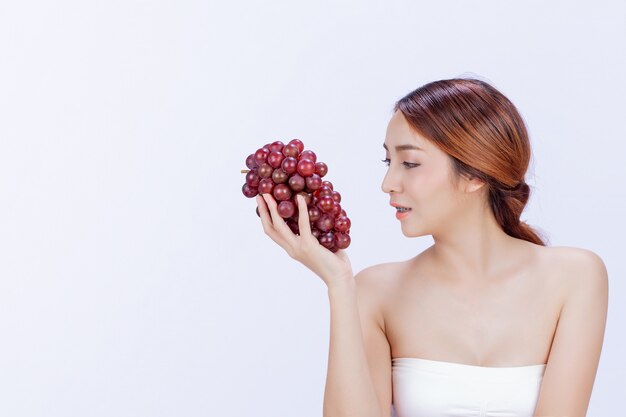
[{"xmin": 256, "ymin": 193, "xmax": 354, "ymax": 289}]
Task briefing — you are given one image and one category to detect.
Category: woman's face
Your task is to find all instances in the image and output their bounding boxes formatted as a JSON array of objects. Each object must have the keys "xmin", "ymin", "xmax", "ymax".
[{"xmin": 381, "ymin": 111, "xmax": 473, "ymax": 237}]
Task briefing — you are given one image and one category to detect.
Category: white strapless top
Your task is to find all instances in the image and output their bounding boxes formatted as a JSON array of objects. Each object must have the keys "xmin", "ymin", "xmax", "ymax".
[{"xmin": 391, "ymin": 357, "xmax": 546, "ymax": 417}]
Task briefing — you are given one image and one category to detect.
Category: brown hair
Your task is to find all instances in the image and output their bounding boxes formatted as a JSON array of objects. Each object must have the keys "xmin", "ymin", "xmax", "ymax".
[{"xmin": 393, "ymin": 77, "xmax": 548, "ymax": 246}]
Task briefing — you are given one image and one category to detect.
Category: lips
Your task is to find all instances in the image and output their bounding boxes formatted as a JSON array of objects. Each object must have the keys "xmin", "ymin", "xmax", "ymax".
[{"xmin": 390, "ymin": 202, "xmax": 412, "ymax": 210}]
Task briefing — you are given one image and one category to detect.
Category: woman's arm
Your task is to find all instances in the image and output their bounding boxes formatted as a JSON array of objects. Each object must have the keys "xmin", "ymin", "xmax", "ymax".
[
  {"xmin": 323, "ymin": 274, "xmax": 389, "ymax": 417},
  {"xmin": 255, "ymin": 193, "xmax": 386, "ymax": 415},
  {"xmin": 533, "ymin": 248, "xmax": 609, "ymax": 417}
]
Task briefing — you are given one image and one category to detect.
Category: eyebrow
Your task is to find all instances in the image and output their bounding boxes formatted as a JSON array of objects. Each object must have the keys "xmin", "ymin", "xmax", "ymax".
[{"xmin": 383, "ymin": 143, "xmax": 424, "ymax": 152}]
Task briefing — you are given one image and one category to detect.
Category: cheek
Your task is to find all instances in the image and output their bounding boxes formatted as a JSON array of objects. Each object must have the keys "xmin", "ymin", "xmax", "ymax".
[
  {"xmin": 409, "ymin": 166, "xmax": 449, "ymax": 200},
  {"xmin": 410, "ymin": 171, "xmax": 456, "ymax": 215}
]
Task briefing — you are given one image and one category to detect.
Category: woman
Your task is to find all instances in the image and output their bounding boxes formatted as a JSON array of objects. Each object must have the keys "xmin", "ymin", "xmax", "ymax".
[{"xmin": 256, "ymin": 78, "xmax": 608, "ymax": 417}]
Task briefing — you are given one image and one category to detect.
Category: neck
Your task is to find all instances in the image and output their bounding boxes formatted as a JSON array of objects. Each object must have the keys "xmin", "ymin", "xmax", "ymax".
[{"xmin": 428, "ymin": 202, "xmax": 523, "ymax": 287}]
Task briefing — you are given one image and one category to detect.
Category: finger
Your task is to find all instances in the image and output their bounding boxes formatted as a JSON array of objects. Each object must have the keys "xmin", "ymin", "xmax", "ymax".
[
  {"xmin": 256, "ymin": 195, "xmax": 290, "ymax": 247},
  {"xmin": 261, "ymin": 193, "xmax": 297, "ymax": 245},
  {"xmin": 296, "ymin": 194, "xmax": 312, "ymax": 236}
]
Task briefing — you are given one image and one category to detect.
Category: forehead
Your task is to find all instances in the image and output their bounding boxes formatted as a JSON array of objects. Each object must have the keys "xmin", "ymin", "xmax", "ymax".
[{"xmin": 383, "ymin": 111, "xmax": 428, "ymax": 152}]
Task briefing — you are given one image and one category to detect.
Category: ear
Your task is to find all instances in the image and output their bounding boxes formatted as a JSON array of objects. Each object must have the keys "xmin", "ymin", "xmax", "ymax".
[{"xmin": 462, "ymin": 175, "xmax": 486, "ymax": 194}]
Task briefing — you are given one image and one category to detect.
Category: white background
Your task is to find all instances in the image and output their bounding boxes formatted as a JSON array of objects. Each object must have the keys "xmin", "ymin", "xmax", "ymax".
[{"xmin": 0, "ymin": 1, "xmax": 624, "ymax": 416}]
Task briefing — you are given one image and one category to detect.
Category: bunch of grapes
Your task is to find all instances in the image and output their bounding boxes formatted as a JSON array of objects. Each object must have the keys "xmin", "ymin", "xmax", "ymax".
[{"xmin": 241, "ymin": 139, "xmax": 351, "ymax": 252}]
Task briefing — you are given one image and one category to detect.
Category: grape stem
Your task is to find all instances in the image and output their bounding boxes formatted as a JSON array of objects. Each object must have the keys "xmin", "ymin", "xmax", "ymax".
[{"xmin": 241, "ymin": 169, "xmax": 250, "ymax": 174}]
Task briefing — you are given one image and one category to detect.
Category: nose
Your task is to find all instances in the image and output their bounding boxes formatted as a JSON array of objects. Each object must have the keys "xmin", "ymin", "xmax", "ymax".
[{"xmin": 381, "ymin": 168, "xmax": 401, "ymax": 194}]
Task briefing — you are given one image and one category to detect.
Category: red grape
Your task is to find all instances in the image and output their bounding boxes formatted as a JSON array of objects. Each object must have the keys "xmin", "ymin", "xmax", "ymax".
[
  {"xmin": 269, "ymin": 141, "xmax": 284, "ymax": 152},
  {"xmin": 329, "ymin": 202, "xmax": 342, "ymax": 217},
  {"xmin": 317, "ymin": 196, "xmax": 334, "ymax": 213},
  {"xmin": 258, "ymin": 178, "xmax": 274, "ymax": 194},
  {"xmin": 335, "ymin": 232, "xmax": 351, "ymax": 249},
  {"xmin": 257, "ymin": 163, "xmax": 273, "ymax": 178},
  {"xmin": 334, "ymin": 215, "xmax": 351, "ymax": 232},
  {"xmin": 289, "ymin": 139, "xmax": 304, "ymax": 153},
  {"xmin": 299, "ymin": 150, "xmax": 317, "ymax": 163},
  {"xmin": 316, "ymin": 214, "xmax": 334, "ymax": 232},
  {"xmin": 245, "ymin": 170, "xmax": 260, "ymax": 187},
  {"xmin": 267, "ymin": 151, "xmax": 285, "ymax": 168},
  {"xmin": 319, "ymin": 232, "xmax": 335, "ymax": 249},
  {"xmin": 315, "ymin": 186, "xmax": 333, "ymax": 198},
  {"xmin": 315, "ymin": 162, "xmax": 328, "ymax": 177},
  {"xmin": 246, "ymin": 154, "xmax": 258, "ymax": 169},
  {"xmin": 308, "ymin": 206, "xmax": 321, "ymax": 222},
  {"xmin": 273, "ymin": 184, "xmax": 292, "ymax": 201},
  {"xmin": 305, "ymin": 174, "xmax": 322, "ymax": 191},
  {"xmin": 242, "ymin": 183, "xmax": 258, "ymax": 198},
  {"xmin": 278, "ymin": 200, "xmax": 296, "ymax": 218},
  {"xmin": 322, "ymin": 181, "xmax": 333, "ymax": 190},
  {"xmin": 297, "ymin": 159, "xmax": 315, "ymax": 176},
  {"xmin": 282, "ymin": 143, "xmax": 299, "ymax": 158},
  {"xmin": 271, "ymin": 168, "xmax": 289, "ymax": 184},
  {"xmin": 288, "ymin": 174, "xmax": 306, "ymax": 192},
  {"xmin": 281, "ymin": 156, "xmax": 298, "ymax": 174},
  {"xmin": 254, "ymin": 148, "xmax": 270, "ymax": 165}
]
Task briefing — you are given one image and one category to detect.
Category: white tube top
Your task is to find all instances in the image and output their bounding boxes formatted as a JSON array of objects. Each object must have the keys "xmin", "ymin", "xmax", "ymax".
[{"xmin": 391, "ymin": 357, "xmax": 546, "ymax": 417}]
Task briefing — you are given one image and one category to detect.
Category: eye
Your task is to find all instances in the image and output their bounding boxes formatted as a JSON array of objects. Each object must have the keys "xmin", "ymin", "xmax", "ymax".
[{"xmin": 381, "ymin": 159, "xmax": 420, "ymax": 169}]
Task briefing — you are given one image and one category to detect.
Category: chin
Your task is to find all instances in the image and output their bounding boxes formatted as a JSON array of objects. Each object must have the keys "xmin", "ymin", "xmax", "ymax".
[{"xmin": 401, "ymin": 224, "xmax": 430, "ymax": 238}]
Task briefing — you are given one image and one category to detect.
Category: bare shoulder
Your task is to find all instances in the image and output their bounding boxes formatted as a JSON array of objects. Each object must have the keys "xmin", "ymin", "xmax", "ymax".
[
  {"xmin": 539, "ymin": 245, "xmax": 609, "ymax": 297},
  {"xmin": 353, "ymin": 261, "xmax": 405, "ymax": 300},
  {"xmin": 353, "ymin": 261, "xmax": 407, "ymax": 327},
  {"xmin": 541, "ymin": 245, "xmax": 608, "ymax": 277},
  {"xmin": 354, "ymin": 261, "xmax": 405, "ymax": 284}
]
